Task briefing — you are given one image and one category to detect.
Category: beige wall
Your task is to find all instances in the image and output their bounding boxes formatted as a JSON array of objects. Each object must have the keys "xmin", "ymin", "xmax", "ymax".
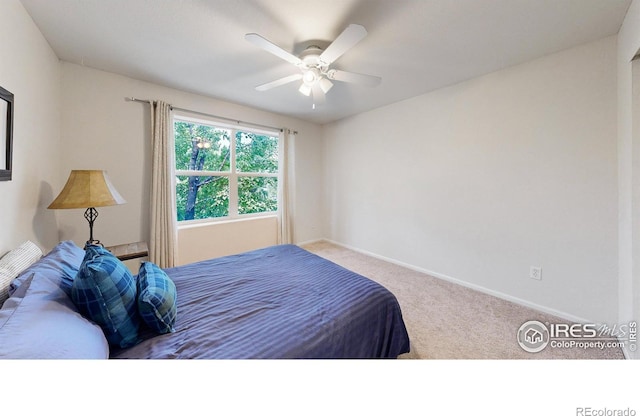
[
  {"xmin": 177, "ymin": 216, "xmax": 278, "ymax": 265},
  {"xmin": 0, "ymin": 0, "xmax": 61, "ymax": 254},
  {"xmin": 58, "ymin": 63, "xmax": 324, "ymax": 258},
  {"xmin": 323, "ymin": 36, "xmax": 619, "ymax": 325}
]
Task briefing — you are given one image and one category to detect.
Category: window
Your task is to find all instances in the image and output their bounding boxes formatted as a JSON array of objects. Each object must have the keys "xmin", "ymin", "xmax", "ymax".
[{"xmin": 173, "ymin": 115, "xmax": 279, "ymax": 223}]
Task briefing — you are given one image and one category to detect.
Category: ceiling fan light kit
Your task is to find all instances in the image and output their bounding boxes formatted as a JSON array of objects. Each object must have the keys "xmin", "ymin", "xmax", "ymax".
[
  {"xmin": 245, "ymin": 24, "xmax": 381, "ymax": 109},
  {"xmin": 298, "ymin": 83, "xmax": 312, "ymax": 96},
  {"xmin": 319, "ymin": 77, "xmax": 333, "ymax": 94}
]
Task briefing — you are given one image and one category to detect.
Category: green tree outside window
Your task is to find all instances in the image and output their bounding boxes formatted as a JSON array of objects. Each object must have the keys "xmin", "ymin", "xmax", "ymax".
[{"xmin": 174, "ymin": 119, "xmax": 278, "ymax": 222}]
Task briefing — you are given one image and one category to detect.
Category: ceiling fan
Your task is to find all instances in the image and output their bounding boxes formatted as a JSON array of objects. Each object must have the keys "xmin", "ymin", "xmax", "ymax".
[{"xmin": 245, "ymin": 24, "xmax": 381, "ymax": 108}]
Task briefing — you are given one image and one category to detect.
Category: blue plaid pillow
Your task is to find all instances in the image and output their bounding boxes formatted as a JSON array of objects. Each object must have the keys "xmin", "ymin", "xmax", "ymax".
[
  {"xmin": 71, "ymin": 245, "xmax": 140, "ymax": 348},
  {"xmin": 137, "ymin": 262, "xmax": 177, "ymax": 334}
]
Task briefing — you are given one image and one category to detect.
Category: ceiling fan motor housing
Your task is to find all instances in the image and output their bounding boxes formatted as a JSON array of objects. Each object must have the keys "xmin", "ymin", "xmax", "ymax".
[{"xmin": 300, "ymin": 45, "xmax": 329, "ymax": 70}]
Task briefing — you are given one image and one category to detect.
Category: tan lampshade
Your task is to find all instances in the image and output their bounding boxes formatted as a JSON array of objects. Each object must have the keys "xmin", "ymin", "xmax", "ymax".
[{"xmin": 48, "ymin": 170, "xmax": 126, "ymax": 209}]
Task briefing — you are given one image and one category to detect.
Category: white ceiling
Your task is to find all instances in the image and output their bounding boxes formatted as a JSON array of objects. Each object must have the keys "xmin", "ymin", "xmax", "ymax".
[{"xmin": 20, "ymin": 0, "xmax": 632, "ymax": 125}]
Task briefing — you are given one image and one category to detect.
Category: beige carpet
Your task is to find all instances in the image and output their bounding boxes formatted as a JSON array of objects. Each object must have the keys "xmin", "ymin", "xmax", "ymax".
[{"xmin": 301, "ymin": 240, "xmax": 625, "ymax": 359}]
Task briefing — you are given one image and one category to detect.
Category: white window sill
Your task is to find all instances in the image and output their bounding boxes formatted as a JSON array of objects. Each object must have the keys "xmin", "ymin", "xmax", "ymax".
[{"xmin": 177, "ymin": 214, "xmax": 278, "ymax": 230}]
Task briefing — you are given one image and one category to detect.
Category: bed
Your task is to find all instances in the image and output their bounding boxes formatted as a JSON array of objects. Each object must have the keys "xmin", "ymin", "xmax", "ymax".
[{"xmin": 0, "ymin": 240, "xmax": 410, "ymax": 359}]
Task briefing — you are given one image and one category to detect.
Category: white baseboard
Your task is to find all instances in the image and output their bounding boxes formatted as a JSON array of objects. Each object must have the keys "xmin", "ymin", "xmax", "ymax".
[
  {"xmin": 296, "ymin": 238, "xmax": 325, "ymax": 247},
  {"xmin": 619, "ymin": 343, "xmax": 638, "ymax": 360},
  {"xmin": 621, "ymin": 345, "xmax": 631, "ymax": 360},
  {"xmin": 322, "ymin": 238, "xmax": 590, "ymax": 325}
]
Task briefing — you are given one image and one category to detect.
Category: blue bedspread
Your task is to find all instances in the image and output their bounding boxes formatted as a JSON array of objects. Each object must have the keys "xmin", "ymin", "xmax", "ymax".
[{"xmin": 111, "ymin": 245, "xmax": 410, "ymax": 359}]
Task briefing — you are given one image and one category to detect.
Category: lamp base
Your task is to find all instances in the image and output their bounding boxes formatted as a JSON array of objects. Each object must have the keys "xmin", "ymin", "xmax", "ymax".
[
  {"xmin": 83, "ymin": 207, "xmax": 103, "ymax": 249},
  {"xmin": 84, "ymin": 240, "xmax": 103, "ymax": 249}
]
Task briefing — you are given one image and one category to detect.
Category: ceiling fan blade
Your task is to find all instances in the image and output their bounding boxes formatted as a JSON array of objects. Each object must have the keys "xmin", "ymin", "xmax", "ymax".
[
  {"xmin": 328, "ymin": 69, "xmax": 381, "ymax": 87},
  {"xmin": 245, "ymin": 33, "xmax": 303, "ymax": 66},
  {"xmin": 255, "ymin": 73, "xmax": 303, "ymax": 91},
  {"xmin": 319, "ymin": 24, "xmax": 367, "ymax": 65}
]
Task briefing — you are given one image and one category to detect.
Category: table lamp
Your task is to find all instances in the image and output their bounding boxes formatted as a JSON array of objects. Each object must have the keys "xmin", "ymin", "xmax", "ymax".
[{"xmin": 48, "ymin": 170, "xmax": 126, "ymax": 247}]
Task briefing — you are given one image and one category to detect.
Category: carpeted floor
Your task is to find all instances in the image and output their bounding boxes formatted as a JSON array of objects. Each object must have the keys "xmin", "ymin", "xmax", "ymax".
[{"xmin": 301, "ymin": 240, "xmax": 625, "ymax": 359}]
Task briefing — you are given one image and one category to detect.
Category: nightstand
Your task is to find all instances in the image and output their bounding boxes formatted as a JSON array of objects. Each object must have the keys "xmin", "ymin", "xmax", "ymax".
[{"xmin": 106, "ymin": 241, "xmax": 149, "ymax": 261}]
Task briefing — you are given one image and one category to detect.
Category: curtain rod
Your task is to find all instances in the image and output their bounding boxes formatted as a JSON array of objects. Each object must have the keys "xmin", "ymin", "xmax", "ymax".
[{"xmin": 126, "ymin": 97, "xmax": 295, "ymax": 134}]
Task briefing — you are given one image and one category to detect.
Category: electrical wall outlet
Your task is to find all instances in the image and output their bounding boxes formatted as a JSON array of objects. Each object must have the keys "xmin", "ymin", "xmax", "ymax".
[{"xmin": 529, "ymin": 266, "xmax": 542, "ymax": 280}]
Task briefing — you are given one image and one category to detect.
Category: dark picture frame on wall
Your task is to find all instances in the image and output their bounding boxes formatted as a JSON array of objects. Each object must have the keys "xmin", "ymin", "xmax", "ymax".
[{"xmin": 0, "ymin": 85, "xmax": 14, "ymax": 181}]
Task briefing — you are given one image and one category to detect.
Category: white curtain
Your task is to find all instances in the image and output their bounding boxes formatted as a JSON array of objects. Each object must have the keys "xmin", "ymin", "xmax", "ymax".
[
  {"xmin": 149, "ymin": 100, "xmax": 177, "ymax": 267},
  {"xmin": 277, "ymin": 129, "xmax": 295, "ymax": 244}
]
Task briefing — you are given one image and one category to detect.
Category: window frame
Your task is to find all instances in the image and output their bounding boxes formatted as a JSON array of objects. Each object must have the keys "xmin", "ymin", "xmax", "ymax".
[{"xmin": 172, "ymin": 113, "xmax": 281, "ymax": 226}]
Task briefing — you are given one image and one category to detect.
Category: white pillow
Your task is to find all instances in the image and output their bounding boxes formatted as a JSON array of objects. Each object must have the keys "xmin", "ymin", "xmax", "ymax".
[{"xmin": 0, "ymin": 241, "xmax": 43, "ymax": 305}]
